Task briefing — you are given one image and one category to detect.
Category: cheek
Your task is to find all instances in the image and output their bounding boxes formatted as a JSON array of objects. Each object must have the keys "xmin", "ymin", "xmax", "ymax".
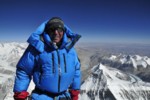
[{"xmin": 60, "ymin": 33, "xmax": 64, "ymax": 38}]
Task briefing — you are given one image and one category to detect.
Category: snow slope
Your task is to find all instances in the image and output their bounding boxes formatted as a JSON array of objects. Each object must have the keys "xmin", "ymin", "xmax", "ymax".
[
  {"xmin": 80, "ymin": 63, "xmax": 150, "ymax": 100},
  {"xmin": 1, "ymin": 42, "xmax": 150, "ymax": 100},
  {"xmin": 0, "ymin": 42, "xmax": 27, "ymax": 72},
  {"xmin": 0, "ymin": 42, "xmax": 28, "ymax": 100}
]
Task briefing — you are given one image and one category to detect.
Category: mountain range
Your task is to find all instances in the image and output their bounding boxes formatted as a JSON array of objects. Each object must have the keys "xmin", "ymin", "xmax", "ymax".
[
  {"xmin": 79, "ymin": 63, "xmax": 150, "ymax": 100},
  {"xmin": 0, "ymin": 42, "xmax": 150, "ymax": 100}
]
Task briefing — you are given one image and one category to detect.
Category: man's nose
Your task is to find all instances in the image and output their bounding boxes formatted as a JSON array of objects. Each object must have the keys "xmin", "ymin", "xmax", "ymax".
[{"xmin": 54, "ymin": 30, "xmax": 59, "ymax": 34}]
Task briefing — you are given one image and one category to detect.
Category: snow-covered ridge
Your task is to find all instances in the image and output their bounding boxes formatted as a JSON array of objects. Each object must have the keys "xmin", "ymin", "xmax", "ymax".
[
  {"xmin": 1, "ymin": 42, "xmax": 150, "ymax": 100},
  {"xmin": 0, "ymin": 42, "xmax": 28, "ymax": 100},
  {"xmin": 100, "ymin": 54, "xmax": 150, "ymax": 82},
  {"xmin": 0, "ymin": 42, "xmax": 28, "ymax": 77},
  {"xmin": 80, "ymin": 63, "xmax": 150, "ymax": 100},
  {"xmin": 109, "ymin": 54, "xmax": 150, "ymax": 69},
  {"xmin": 0, "ymin": 42, "xmax": 27, "ymax": 57}
]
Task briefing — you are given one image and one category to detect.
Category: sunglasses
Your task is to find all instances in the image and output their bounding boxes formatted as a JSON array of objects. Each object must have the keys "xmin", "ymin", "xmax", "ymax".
[{"xmin": 47, "ymin": 27, "xmax": 64, "ymax": 34}]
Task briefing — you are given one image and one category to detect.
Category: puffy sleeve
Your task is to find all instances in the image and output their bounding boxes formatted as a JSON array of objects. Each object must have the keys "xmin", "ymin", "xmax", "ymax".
[
  {"xmin": 13, "ymin": 45, "xmax": 38, "ymax": 92},
  {"xmin": 71, "ymin": 49, "xmax": 81, "ymax": 90}
]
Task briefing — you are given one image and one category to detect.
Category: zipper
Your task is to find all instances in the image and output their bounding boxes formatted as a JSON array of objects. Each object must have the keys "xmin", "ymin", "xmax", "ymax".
[
  {"xmin": 52, "ymin": 53, "xmax": 55, "ymax": 73},
  {"xmin": 56, "ymin": 50, "xmax": 61, "ymax": 92},
  {"xmin": 63, "ymin": 53, "xmax": 67, "ymax": 73},
  {"xmin": 39, "ymin": 65, "xmax": 43, "ymax": 84}
]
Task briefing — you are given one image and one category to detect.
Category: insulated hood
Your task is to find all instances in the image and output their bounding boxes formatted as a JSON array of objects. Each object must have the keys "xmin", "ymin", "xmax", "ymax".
[{"xmin": 27, "ymin": 20, "xmax": 81, "ymax": 52}]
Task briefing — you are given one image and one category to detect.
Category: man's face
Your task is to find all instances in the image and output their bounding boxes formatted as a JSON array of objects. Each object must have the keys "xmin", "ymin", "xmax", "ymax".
[{"xmin": 47, "ymin": 28, "xmax": 64, "ymax": 43}]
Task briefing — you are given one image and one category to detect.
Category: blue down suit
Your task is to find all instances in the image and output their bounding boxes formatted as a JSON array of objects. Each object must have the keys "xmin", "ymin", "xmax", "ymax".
[{"xmin": 13, "ymin": 21, "xmax": 81, "ymax": 100}]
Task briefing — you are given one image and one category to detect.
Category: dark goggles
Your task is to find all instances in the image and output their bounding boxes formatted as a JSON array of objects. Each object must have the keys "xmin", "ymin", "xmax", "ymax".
[{"xmin": 47, "ymin": 27, "xmax": 64, "ymax": 34}]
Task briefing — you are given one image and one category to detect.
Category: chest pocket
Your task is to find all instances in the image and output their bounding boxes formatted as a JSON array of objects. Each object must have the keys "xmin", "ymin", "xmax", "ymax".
[
  {"xmin": 65, "ymin": 52, "xmax": 76, "ymax": 73},
  {"xmin": 38, "ymin": 52, "xmax": 54, "ymax": 75}
]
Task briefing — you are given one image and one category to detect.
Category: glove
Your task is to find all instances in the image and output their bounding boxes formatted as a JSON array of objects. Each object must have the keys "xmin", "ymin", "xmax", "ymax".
[
  {"xmin": 69, "ymin": 90, "xmax": 80, "ymax": 100},
  {"xmin": 13, "ymin": 91, "xmax": 29, "ymax": 100}
]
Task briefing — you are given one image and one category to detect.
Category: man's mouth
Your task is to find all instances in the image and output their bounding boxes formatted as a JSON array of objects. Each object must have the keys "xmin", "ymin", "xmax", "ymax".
[{"xmin": 54, "ymin": 36, "xmax": 59, "ymax": 39}]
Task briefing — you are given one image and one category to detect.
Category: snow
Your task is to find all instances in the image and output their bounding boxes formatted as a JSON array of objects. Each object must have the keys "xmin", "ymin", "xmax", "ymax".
[
  {"xmin": 109, "ymin": 55, "xmax": 117, "ymax": 60},
  {"xmin": 143, "ymin": 56, "xmax": 150, "ymax": 65},
  {"xmin": 0, "ymin": 42, "xmax": 27, "ymax": 57},
  {"xmin": 100, "ymin": 63, "xmax": 149, "ymax": 100},
  {"xmin": 108, "ymin": 54, "xmax": 150, "ymax": 69},
  {"xmin": 1, "ymin": 42, "xmax": 150, "ymax": 100},
  {"xmin": 80, "ymin": 63, "xmax": 150, "ymax": 100},
  {"xmin": 0, "ymin": 42, "xmax": 28, "ymax": 100},
  {"xmin": 134, "ymin": 55, "xmax": 142, "ymax": 60},
  {"xmin": 27, "ymin": 79, "xmax": 35, "ymax": 94},
  {"xmin": 130, "ymin": 57, "xmax": 137, "ymax": 68}
]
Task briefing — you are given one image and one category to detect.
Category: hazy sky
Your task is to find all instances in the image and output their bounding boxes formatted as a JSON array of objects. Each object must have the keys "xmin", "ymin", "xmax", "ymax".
[{"xmin": 0, "ymin": 0, "xmax": 150, "ymax": 44}]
